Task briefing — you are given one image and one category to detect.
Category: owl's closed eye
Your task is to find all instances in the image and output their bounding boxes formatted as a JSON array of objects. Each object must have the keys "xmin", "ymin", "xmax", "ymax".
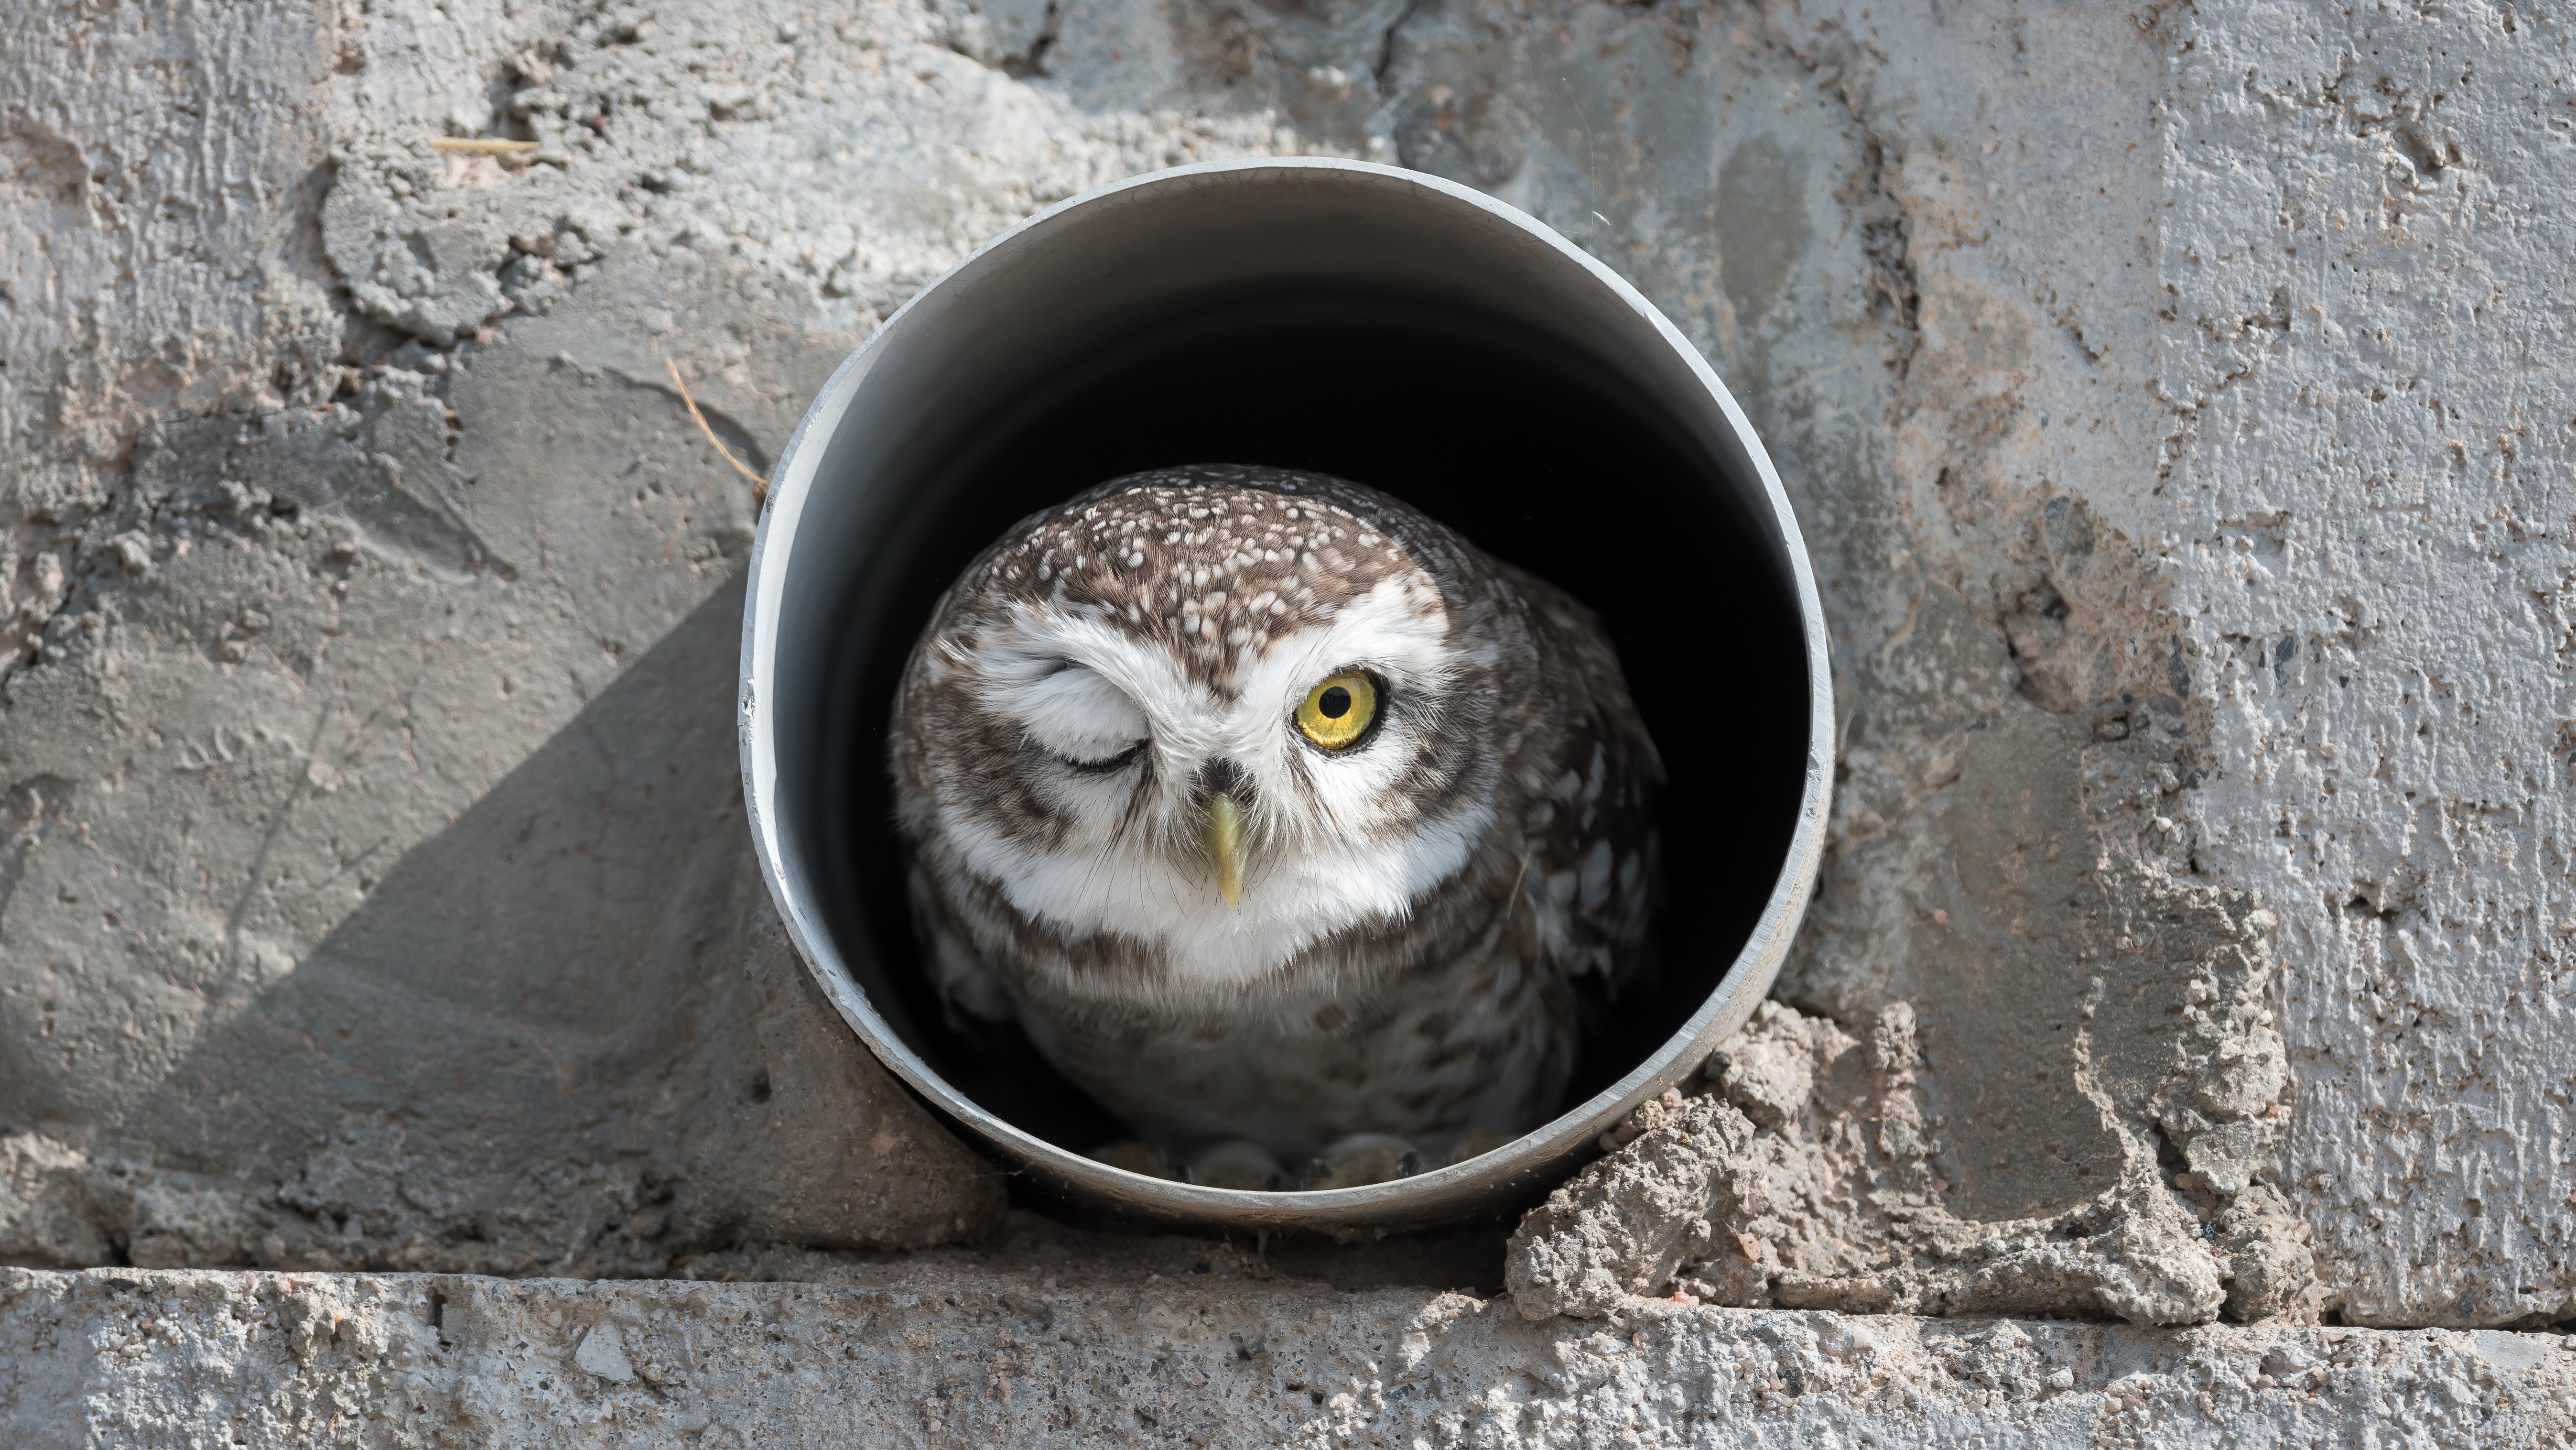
[{"xmin": 988, "ymin": 660, "xmax": 1150, "ymax": 771}]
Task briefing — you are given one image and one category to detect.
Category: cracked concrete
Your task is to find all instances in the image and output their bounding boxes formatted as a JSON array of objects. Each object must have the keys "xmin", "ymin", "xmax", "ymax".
[{"xmin": 3, "ymin": 0, "xmax": 2574, "ymax": 1427}]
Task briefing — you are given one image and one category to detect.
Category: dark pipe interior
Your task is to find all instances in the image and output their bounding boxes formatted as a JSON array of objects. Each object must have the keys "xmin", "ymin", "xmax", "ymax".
[{"xmin": 806, "ymin": 290, "xmax": 1810, "ymax": 1157}]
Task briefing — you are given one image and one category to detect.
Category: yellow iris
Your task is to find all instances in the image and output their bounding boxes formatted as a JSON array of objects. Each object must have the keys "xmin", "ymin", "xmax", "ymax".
[{"xmin": 1295, "ymin": 671, "xmax": 1377, "ymax": 749}]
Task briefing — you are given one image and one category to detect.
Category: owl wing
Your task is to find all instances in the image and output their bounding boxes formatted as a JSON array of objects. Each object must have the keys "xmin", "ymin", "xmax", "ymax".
[
  {"xmin": 1503, "ymin": 565, "xmax": 1666, "ymax": 998},
  {"xmin": 906, "ymin": 857, "xmax": 1020, "ymax": 1028}
]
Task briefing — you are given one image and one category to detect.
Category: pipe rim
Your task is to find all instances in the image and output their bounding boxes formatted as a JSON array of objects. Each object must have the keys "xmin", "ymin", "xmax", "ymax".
[{"xmin": 738, "ymin": 157, "xmax": 1835, "ymax": 1229}]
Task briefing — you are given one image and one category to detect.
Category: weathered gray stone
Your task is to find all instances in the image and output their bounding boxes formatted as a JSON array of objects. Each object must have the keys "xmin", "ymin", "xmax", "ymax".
[
  {"xmin": 3, "ymin": 0, "xmax": 2570, "ymax": 1367},
  {"xmin": 4, "ymin": 1241, "xmax": 2573, "ymax": 1447},
  {"xmin": 1722, "ymin": 0, "xmax": 2576, "ymax": 1329}
]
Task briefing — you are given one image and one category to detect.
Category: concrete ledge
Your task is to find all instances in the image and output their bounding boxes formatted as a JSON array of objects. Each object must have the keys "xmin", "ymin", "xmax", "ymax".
[{"xmin": 6, "ymin": 1239, "xmax": 2570, "ymax": 1447}]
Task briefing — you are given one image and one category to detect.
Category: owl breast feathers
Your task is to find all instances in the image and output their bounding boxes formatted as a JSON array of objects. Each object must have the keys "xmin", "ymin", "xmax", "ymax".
[{"xmin": 890, "ymin": 466, "xmax": 1661, "ymax": 1165}]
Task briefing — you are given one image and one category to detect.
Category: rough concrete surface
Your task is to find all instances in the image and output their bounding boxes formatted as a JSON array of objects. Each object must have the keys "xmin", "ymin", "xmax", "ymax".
[
  {"xmin": 5, "ymin": 1236, "xmax": 2575, "ymax": 1447},
  {"xmin": 3, "ymin": 0, "xmax": 2574, "ymax": 1430},
  {"xmin": 1508, "ymin": 988, "xmax": 2308, "ymax": 1329}
]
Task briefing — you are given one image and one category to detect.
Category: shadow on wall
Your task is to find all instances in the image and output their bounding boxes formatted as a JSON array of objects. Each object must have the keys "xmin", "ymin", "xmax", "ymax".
[{"xmin": 117, "ymin": 579, "xmax": 995, "ymax": 1274}]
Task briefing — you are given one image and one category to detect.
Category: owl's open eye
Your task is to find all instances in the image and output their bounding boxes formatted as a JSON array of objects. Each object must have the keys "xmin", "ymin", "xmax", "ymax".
[{"xmin": 1295, "ymin": 671, "xmax": 1379, "ymax": 750}]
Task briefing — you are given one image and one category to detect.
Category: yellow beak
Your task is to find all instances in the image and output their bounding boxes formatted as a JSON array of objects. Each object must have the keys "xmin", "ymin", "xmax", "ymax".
[{"xmin": 1205, "ymin": 792, "xmax": 1247, "ymax": 908}]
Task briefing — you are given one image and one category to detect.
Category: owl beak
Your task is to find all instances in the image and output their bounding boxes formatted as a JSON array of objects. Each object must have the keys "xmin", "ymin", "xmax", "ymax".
[{"xmin": 1204, "ymin": 791, "xmax": 1248, "ymax": 908}]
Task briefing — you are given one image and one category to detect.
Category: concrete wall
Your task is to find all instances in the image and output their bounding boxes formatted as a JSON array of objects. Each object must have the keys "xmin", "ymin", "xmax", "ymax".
[{"xmin": 2, "ymin": 0, "xmax": 2570, "ymax": 1422}]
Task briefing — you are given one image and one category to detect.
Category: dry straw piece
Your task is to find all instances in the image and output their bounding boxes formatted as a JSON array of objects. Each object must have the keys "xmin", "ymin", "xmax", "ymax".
[
  {"xmin": 664, "ymin": 358, "xmax": 771, "ymax": 501},
  {"xmin": 429, "ymin": 137, "xmax": 541, "ymax": 153}
]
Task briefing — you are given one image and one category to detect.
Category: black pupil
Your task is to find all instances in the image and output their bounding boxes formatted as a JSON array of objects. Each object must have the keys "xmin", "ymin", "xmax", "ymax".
[{"xmin": 1318, "ymin": 686, "xmax": 1352, "ymax": 720}]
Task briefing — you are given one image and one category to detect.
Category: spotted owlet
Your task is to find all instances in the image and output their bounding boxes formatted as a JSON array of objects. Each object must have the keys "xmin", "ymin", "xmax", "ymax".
[{"xmin": 890, "ymin": 465, "xmax": 1661, "ymax": 1186}]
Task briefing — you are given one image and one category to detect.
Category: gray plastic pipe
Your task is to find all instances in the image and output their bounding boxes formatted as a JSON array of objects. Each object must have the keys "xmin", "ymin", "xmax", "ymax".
[{"xmin": 738, "ymin": 158, "xmax": 1833, "ymax": 1233}]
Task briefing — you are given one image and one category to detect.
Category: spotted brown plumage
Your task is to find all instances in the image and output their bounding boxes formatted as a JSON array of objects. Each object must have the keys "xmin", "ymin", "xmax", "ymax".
[{"xmin": 890, "ymin": 465, "xmax": 1661, "ymax": 1169}]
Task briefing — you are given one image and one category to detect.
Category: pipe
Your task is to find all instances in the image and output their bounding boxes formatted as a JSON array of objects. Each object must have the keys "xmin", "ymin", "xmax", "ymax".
[{"xmin": 738, "ymin": 158, "xmax": 1834, "ymax": 1232}]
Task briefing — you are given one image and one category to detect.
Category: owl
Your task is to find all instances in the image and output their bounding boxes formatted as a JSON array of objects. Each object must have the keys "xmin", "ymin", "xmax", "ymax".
[{"xmin": 890, "ymin": 465, "xmax": 1661, "ymax": 1187}]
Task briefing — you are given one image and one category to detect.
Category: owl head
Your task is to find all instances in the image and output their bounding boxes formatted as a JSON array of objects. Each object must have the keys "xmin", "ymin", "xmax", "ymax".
[{"xmin": 891, "ymin": 466, "xmax": 1519, "ymax": 989}]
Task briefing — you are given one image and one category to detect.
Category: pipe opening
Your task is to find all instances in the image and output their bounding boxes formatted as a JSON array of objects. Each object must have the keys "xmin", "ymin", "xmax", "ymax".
[{"xmin": 791, "ymin": 286, "xmax": 1811, "ymax": 1162}]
